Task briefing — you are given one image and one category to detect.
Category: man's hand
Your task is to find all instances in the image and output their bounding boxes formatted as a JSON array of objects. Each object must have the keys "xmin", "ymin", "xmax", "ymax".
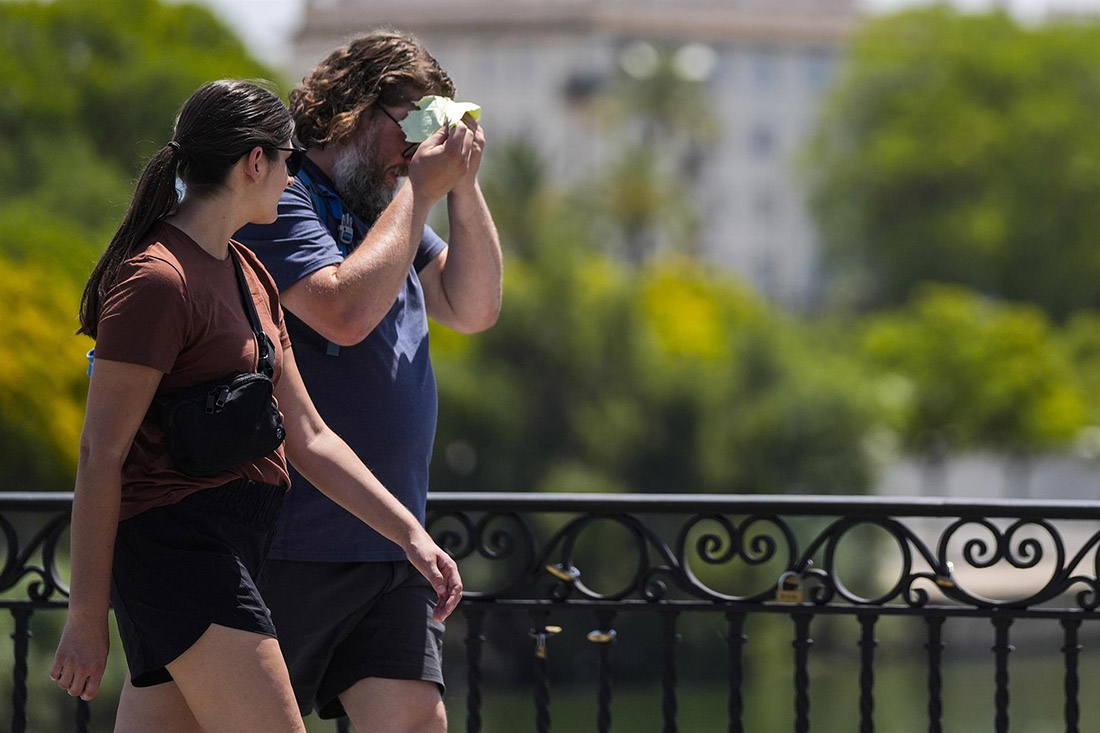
[
  {"xmin": 408, "ymin": 121, "xmax": 474, "ymax": 203},
  {"xmin": 51, "ymin": 615, "xmax": 109, "ymax": 701},
  {"xmin": 452, "ymin": 114, "xmax": 485, "ymax": 195},
  {"xmin": 404, "ymin": 528, "xmax": 463, "ymax": 621}
]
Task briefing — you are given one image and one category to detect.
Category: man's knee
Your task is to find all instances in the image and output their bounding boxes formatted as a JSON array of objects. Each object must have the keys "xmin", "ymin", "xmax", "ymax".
[
  {"xmin": 408, "ymin": 697, "xmax": 447, "ymax": 733},
  {"xmin": 341, "ymin": 677, "xmax": 446, "ymax": 733},
  {"xmin": 381, "ymin": 689, "xmax": 446, "ymax": 733}
]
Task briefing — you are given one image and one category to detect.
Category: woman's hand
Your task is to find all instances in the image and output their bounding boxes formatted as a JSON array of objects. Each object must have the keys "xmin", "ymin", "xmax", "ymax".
[
  {"xmin": 405, "ymin": 528, "xmax": 464, "ymax": 621},
  {"xmin": 51, "ymin": 615, "xmax": 110, "ymax": 701}
]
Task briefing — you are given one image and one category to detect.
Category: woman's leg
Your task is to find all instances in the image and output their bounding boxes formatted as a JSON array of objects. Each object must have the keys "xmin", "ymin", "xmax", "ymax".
[
  {"xmin": 115, "ymin": 674, "xmax": 202, "ymax": 733},
  {"xmin": 165, "ymin": 623, "xmax": 305, "ymax": 733}
]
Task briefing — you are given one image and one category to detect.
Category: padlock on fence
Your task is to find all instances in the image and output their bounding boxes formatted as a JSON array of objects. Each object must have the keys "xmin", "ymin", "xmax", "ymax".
[
  {"xmin": 775, "ymin": 570, "xmax": 804, "ymax": 603},
  {"xmin": 529, "ymin": 625, "xmax": 562, "ymax": 659}
]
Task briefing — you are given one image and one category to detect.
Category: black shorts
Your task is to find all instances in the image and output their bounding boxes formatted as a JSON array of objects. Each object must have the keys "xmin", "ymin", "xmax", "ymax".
[
  {"xmin": 109, "ymin": 479, "xmax": 284, "ymax": 687},
  {"xmin": 259, "ymin": 559, "xmax": 445, "ymax": 720}
]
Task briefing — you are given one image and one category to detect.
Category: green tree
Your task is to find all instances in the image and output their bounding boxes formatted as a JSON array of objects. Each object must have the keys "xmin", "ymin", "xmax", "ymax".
[
  {"xmin": 0, "ymin": 0, "xmax": 277, "ymax": 192},
  {"xmin": 805, "ymin": 8, "xmax": 1100, "ymax": 318},
  {"xmin": 566, "ymin": 42, "xmax": 717, "ymax": 263},
  {"xmin": 0, "ymin": 0, "xmax": 282, "ymax": 493},
  {"xmin": 861, "ymin": 285, "xmax": 1087, "ymax": 490},
  {"xmin": 436, "ymin": 145, "xmax": 878, "ymax": 497},
  {"xmin": 1064, "ymin": 312, "xmax": 1100, "ymax": 419}
]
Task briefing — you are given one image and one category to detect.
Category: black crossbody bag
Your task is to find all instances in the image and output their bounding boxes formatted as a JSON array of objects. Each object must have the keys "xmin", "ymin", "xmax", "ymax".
[{"xmin": 152, "ymin": 251, "xmax": 286, "ymax": 477}]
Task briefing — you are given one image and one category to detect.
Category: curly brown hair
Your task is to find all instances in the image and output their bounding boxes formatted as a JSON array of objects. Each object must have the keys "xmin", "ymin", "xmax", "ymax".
[{"xmin": 290, "ymin": 29, "xmax": 455, "ymax": 149}]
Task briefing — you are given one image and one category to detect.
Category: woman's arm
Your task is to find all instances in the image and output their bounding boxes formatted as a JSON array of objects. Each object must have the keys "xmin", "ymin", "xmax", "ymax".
[
  {"xmin": 274, "ymin": 346, "xmax": 463, "ymax": 620},
  {"xmin": 51, "ymin": 359, "xmax": 162, "ymax": 701}
]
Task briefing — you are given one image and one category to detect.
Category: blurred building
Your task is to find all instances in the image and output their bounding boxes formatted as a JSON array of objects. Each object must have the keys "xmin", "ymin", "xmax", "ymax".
[{"xmin": 293, "ymin": 0, "xmax": 859, "ymax": 308}]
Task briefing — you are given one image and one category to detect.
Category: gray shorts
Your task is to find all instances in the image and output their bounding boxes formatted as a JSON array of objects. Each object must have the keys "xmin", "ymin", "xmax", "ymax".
[{"xmin": 258, "ymin": 559, "xmax": 445, "ymax": 720}]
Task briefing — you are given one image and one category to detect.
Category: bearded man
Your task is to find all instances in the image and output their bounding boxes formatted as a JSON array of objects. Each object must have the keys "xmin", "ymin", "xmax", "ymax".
[{"xmin": 235, "ymin": 29, "xmax": 501, "ymax": 732}]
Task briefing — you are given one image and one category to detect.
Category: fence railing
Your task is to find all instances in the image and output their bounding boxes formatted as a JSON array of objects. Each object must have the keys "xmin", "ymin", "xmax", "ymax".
[{"xmin": 6, "ymin": 491, "xmax": 1100, "ymax": 732}]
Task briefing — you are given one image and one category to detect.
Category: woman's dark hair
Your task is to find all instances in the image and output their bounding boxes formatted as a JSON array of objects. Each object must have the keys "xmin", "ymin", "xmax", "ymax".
[{"xmin": 78, "ymin": 79, "xmax": 294, "ymax": 337}]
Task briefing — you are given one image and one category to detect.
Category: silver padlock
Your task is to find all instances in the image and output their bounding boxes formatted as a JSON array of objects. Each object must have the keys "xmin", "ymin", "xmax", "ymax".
[{"xmin": 776, "ymin": 571, "xmax": 804, "ymax": 603}]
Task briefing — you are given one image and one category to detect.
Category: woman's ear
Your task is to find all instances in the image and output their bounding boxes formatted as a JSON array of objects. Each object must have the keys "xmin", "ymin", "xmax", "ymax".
[{"xmin": 242, "ymin": 146, "xmax": 265, "ymax": 183}]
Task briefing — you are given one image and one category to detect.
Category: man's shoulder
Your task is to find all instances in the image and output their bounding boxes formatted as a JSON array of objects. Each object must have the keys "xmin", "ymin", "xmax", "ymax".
[
  {"xmin": 234, "ymin": 178, "xmax": 344, "ymax": 292},
  {"xmin": 273, "ymin": 178, "xmax": 324, "ymax": 227},
  {"xmin": 282, "ymin": 176, "xmax": 318, "ymax": 208}
]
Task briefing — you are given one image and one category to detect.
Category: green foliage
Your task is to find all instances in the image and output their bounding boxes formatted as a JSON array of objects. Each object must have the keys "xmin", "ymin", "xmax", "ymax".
[
  {"xmin": 0, "ymin": 0, "xmax": 283, "ymax": 492},
  {"xmin": 0, "ymin": 0, "xmax": 276, "ymax": 189},
  {"xmin": 805, "ymin": 8, "xmax": 1100, "ymax": 318},
  {"xmin": 862, "ymin": 285, "xmax": 1088, "ymax": 454},
  {"xmin": 564, "ymin": 43, "xmax": 717, "ymax": 263},
  {"xmin": 573, "ymin": 146, "xmax": 701, "ymax": 263},
  {"xmin": 0, "ymin": 259, "xmax": 88, "ymax": 490},
  {"xmin": 4, "ymin": 0, "xmax": 1098, "ymax": 504},
  {"xmin": 436, "ymin": 144, "xmax": 878, "ymax": 496}
]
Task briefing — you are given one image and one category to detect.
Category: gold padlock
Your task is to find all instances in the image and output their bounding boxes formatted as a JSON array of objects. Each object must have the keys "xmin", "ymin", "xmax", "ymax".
[
  {"xmin": 775, "ymin": 571, "xmax": 804, "ymax": 603},
  {"xmin": 935, "ymin": 561, "xmax": 956, "ymax": 589},
  {"xmin": 545, "ymin": 563, "xmax": 581, "ymax": 582},
  {"xmin": 530, "ymin": 625, "xmax": 563, "ymax": 659}
]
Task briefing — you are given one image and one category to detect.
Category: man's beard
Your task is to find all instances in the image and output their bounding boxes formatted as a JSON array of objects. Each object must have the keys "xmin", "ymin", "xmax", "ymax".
[{"xmin": 331, "ymin": 138, "xmax": 401, "ymax": 224}]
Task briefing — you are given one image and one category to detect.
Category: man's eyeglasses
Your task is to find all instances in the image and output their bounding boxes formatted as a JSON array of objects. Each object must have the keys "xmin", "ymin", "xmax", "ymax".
[
  {"xmin": 275, "ymin": 146, "xmax": 307, "ymax": 176},
  {"xmin": 377, "ymin": 106, "xmax": 420, "ymax": 159}
]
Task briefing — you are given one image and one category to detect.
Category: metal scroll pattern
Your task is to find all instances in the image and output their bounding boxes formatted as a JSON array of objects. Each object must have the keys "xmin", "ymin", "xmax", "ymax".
[
  {"xmin": 425, "ymin": 510, "xmax": 1100, "ymax": 610},
  {"xmin": 0, "ymin": 508, "xmax": 70, "ymax": 602},
  {"xmin": 2, "ymin": 501, "xmax": 1099, "ymax": 609}
]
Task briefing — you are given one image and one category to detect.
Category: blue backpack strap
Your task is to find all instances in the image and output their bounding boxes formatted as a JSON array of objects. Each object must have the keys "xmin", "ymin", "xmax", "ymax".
[
  {"xmin": 298, "ymin": 168, "xmax": 355, "ymax": 256},
  {"xmin": 296, "ymin": 168, "xmax": 356, "ymax": 356}
]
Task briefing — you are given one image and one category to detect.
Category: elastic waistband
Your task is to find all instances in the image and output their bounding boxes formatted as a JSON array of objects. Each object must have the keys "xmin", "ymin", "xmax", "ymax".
[{"xmin": 182, "ymin": 479, "xmax": 285, "ymax": 529}]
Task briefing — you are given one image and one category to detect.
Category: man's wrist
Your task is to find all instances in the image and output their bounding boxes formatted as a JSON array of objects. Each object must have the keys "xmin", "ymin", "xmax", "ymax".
[
  {"xmin": 403, "ymin": 184, "xmax": 440, "ymax": 221},
  {"xmin": 449, "ymin": 177, "xmax": 480, "ymax": 202}
]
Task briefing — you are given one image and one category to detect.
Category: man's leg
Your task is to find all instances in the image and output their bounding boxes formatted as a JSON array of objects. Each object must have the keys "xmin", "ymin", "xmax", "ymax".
[
  {"xmin": 309, "ymin": 563, "xmax": 446, "ymax": 729},
  {"xmin": 165, "ymin": 623, "xmax": 306, "ymax": 733},
  {"xmin": 259, "ymin": 559, "xmax": 396, "ymax": 719},
  {"xmin": 340, "ymin": 677, "xmax": 446, "ymax": 733},
  {"xmin": 114, "ymin": 674, "xmax": 202, "ymax": 733}
]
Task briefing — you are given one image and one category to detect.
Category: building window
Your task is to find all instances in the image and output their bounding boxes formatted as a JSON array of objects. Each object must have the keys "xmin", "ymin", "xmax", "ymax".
[
  {"xmin": 803, "ymin": 48, "xmax": 835, "ymax": 91},
  {"xmin": 751, "ymin": 46, "xmax": 779, "ymax": 92},
  {"xmin": 712, "ymin": 46, "xmax": 736, "ymax": 88},
  {"xmin": 748, "ymin": 123, "xmax": 777, "ymax": 159},
  {"xmin": 752, "ymin": 189, "xmax": 778, "ymax": 223},
  {"xmin": 563, "ymin": 71, "xmax": 606, "ymax": 104},
  {"xmin": 753, "ymin": 250, "xmax": 779, "ymax": 296},
  {"xmin": 478, "ymin": 46, "xmax": 499, "ymax": 82}
]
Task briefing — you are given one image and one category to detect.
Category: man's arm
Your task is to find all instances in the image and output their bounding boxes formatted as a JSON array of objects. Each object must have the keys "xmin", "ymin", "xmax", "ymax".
[
  {"xmin": 420, "ymin": 117, "xmax": 503, "ymax": 334},
  {"xmin": 280, "ymin": 182, "xmax": 431, "ymax": 346},
  {"xmin": 282, "ymin": 122, "xmax": 475, "ymax": 346}
]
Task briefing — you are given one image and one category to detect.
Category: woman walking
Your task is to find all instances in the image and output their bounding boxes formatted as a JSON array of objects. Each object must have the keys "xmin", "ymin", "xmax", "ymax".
[{"xmin": 50, "ymin": 79, "xmax": 463, "ymax": 731}]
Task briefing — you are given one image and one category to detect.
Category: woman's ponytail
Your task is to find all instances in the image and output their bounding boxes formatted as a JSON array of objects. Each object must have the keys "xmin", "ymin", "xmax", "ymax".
[
  {"xmin": 77, "ymin": 143, "xmax": 181, "ymax": 337},
  {"xmin": 78, "ymin": 79, "xmax": 294, "ymax": 338}
]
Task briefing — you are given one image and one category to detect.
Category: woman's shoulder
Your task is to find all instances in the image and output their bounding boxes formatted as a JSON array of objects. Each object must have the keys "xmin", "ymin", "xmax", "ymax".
[
  {"xmin": 230, "ymin": 241, "xmax": 278, "ymax": 292},
  {"xmin": 116, "ymin": 245, "xmax": 186, "ymax": 292}
]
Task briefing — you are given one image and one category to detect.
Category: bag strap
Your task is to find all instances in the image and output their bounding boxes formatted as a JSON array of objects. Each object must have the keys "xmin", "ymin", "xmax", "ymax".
[{"xmin": 230, "ymin": 248, "xmax": 276, "ymax": 379}]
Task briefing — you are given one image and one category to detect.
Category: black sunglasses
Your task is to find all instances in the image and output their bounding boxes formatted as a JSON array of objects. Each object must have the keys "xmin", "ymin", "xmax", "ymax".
[
  {"xmin": 275, "ymin": 146, "xmax": 307, "ymax": 176},
  {"xmin": 377, "ymin": 106, "xmax": 420, "ymax": 159}
]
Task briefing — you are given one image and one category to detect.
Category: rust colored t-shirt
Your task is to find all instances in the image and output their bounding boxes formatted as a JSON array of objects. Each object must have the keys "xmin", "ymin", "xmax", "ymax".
[{"xmin": 95, "ymin": 221, "xmax": 293, "ymax": 520}]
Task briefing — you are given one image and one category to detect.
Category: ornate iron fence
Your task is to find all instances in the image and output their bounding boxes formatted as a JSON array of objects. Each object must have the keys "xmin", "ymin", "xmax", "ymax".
[{"xmin": 6, "ymin": 491, "xmax": 1100, "ymax": 732}]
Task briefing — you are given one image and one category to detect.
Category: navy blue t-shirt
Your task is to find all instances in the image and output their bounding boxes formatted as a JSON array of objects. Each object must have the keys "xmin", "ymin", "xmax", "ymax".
[{"xmin": 236, "ymin": 159, "xmax": 446, "ymax": 562}]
